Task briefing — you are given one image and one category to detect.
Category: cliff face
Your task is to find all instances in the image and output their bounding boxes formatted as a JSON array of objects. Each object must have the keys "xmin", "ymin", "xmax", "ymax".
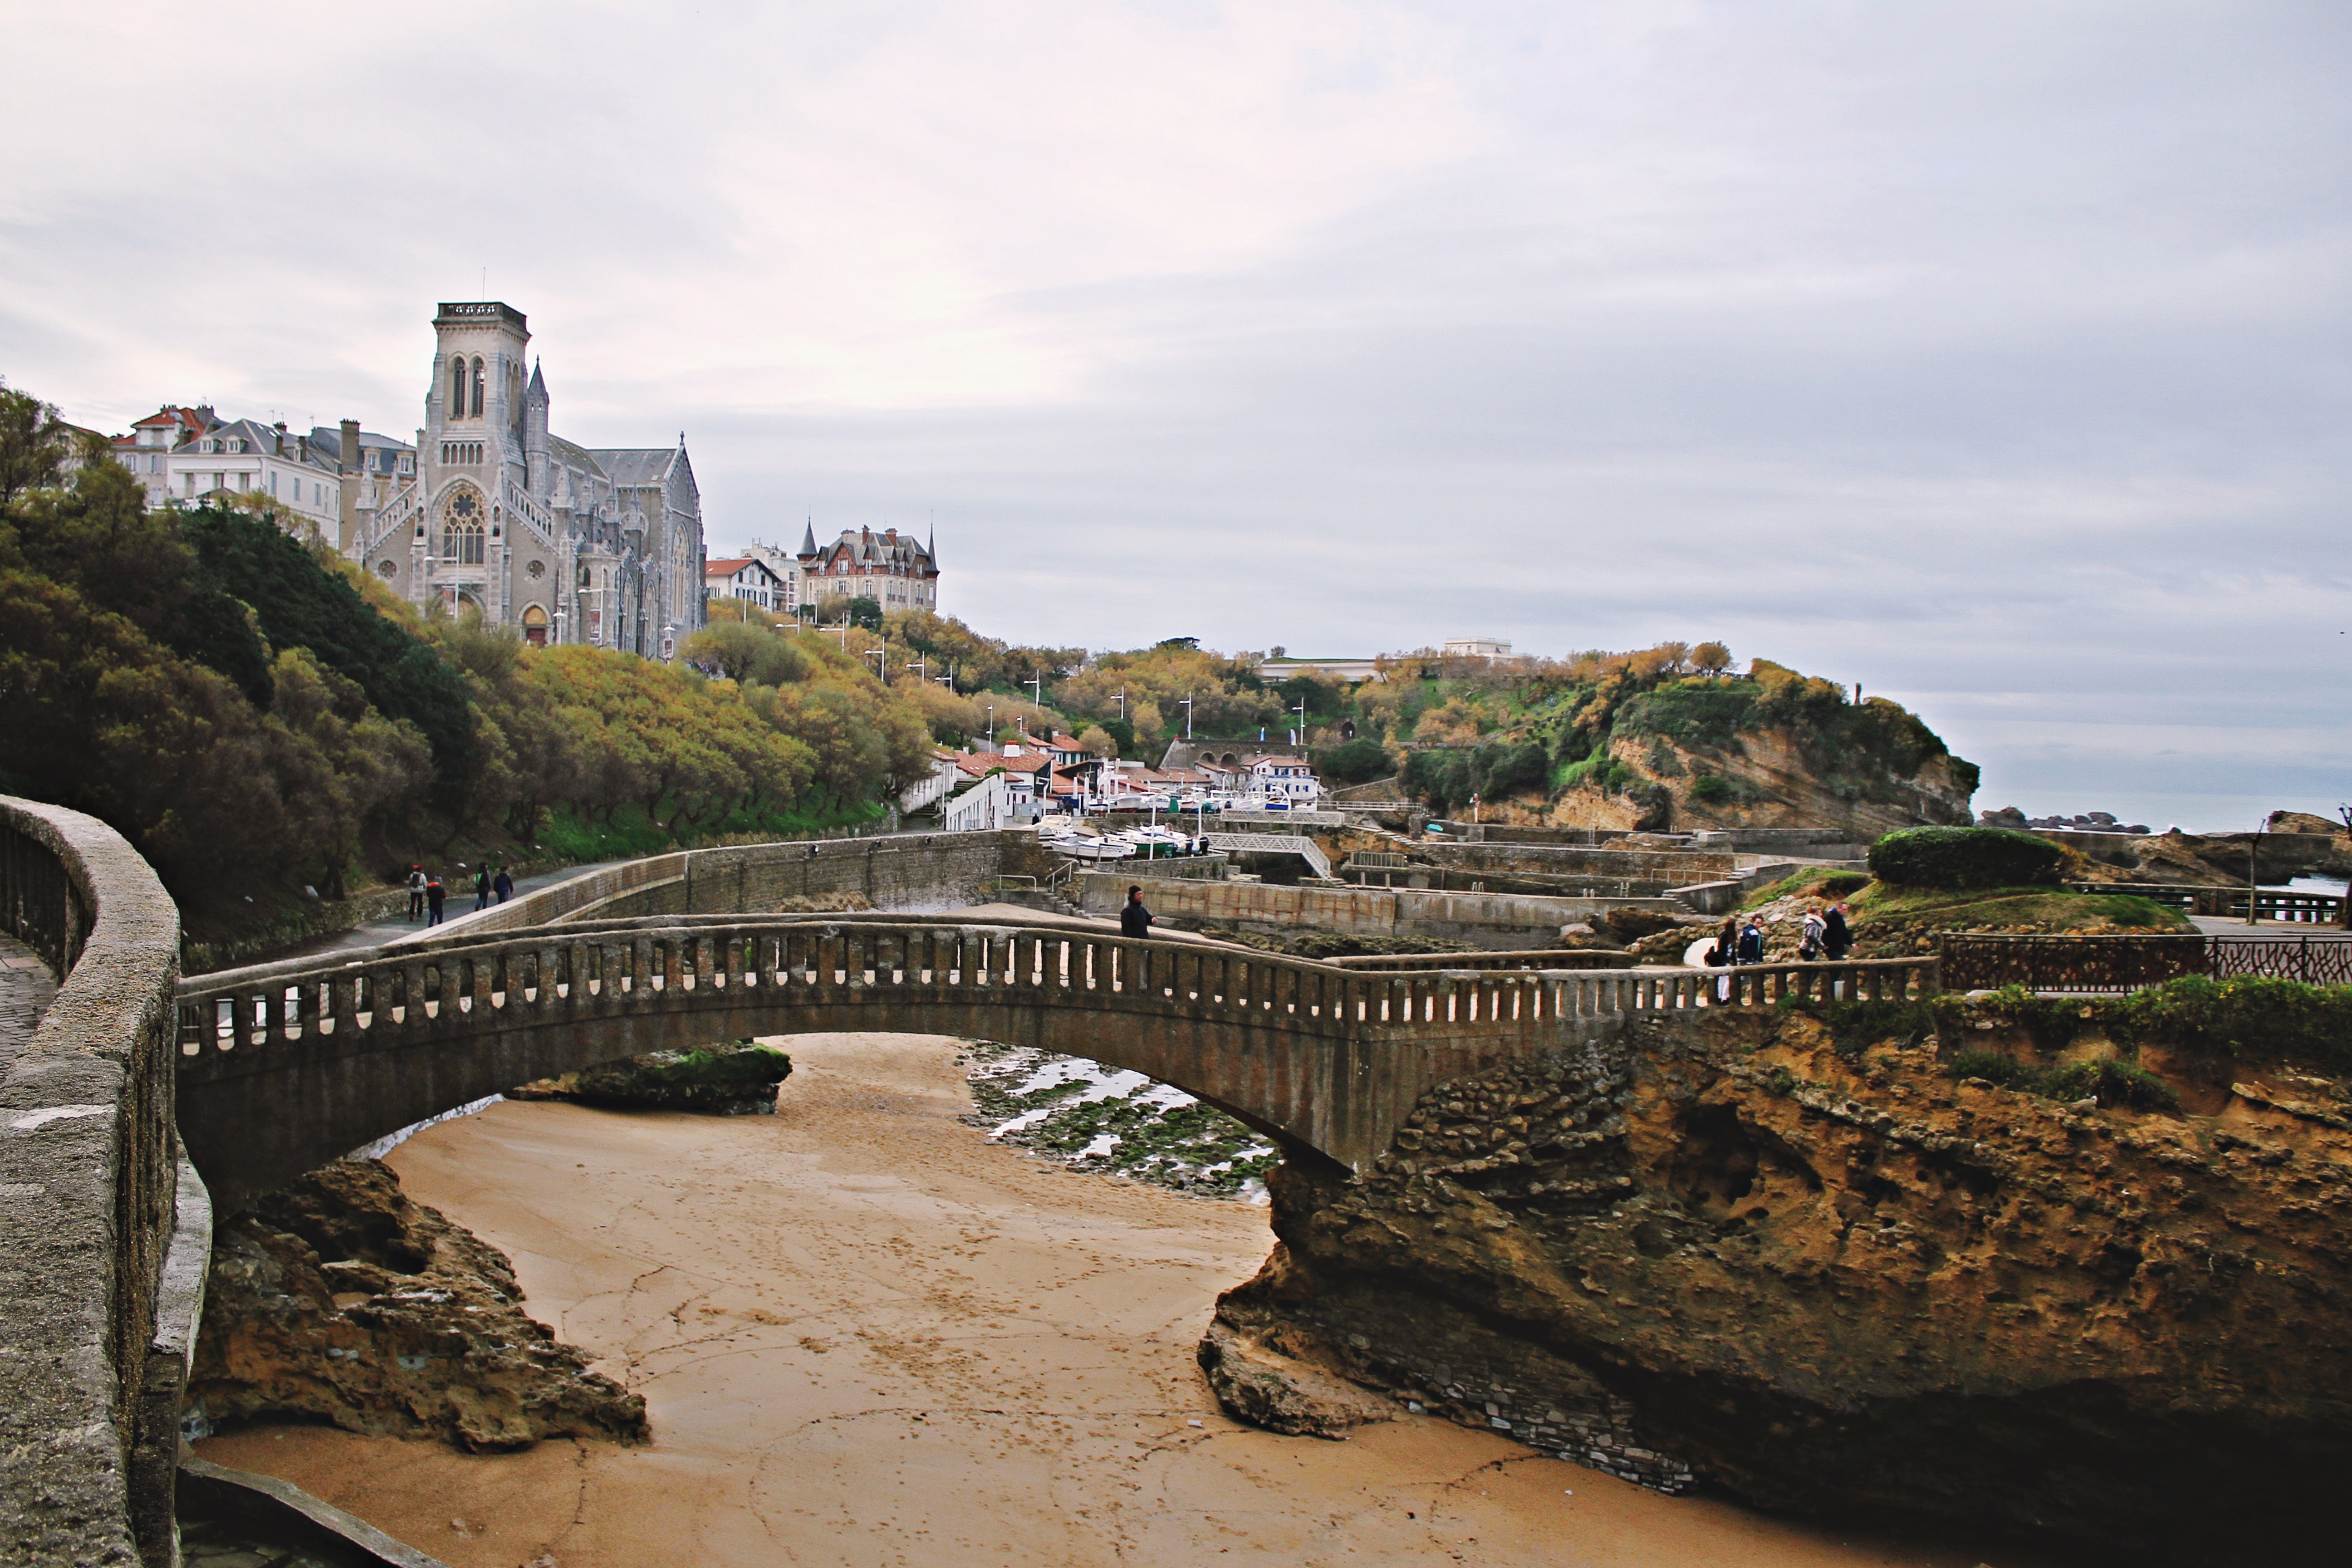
[{"xmin": 1210, "ymin": 1007, "xmax": 2352, "ymax": 1561}]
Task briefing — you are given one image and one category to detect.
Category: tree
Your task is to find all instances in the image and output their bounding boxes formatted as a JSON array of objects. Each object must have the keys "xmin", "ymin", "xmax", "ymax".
[
  {"xmin": 1692, "ymin": 641, "xmax": 1732, "ymax": 676},
  {"xmin": 0, "ymin": 384, "xmax": 79, "ymax": 509},
  {"xmin": 176, "ymin": 506, "xmax": 475, "ymax": 802},
  {"xmin": 1076, "ymin": 724, "xmax": 1117, "ymax": 759}
]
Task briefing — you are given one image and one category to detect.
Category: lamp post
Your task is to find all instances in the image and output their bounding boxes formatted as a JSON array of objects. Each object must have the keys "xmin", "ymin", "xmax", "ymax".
[
  {"xmin": 865, "ymin": 645, "xmax": 886, "ymax": 682},
  {"xmin": 1180, "ymin": 697, "xmax": 1193, "ymax": 739},
  {"xmin": 985, "ymin": 703, "xmax": 995, "ymax": 753}
]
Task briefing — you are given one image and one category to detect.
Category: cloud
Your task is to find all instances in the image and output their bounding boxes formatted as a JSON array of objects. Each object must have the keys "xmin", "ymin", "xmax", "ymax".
[{"xmin": 1, "ymin": 0, "xmax": 2345, "ymax": 826}]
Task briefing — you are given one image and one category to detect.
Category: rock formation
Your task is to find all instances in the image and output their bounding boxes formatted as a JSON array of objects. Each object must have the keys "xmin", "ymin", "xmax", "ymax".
[
  {"xmin": 509, "ymin": 1038, "xmax": 791, "ymax": 1114},
  {"xmin": 189, "ymin": 1160, "xmax": 648, "ymax": 1452},
  {"xmin": 1205, "ymin": 1003, "xmax": 2352, "ymax": 1561}
]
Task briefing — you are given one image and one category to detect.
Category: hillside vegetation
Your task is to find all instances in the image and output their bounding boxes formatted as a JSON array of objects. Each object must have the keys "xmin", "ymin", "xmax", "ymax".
[{"xmin": 0, "ymin": 384, "xmax": 931, "ymax": 941}]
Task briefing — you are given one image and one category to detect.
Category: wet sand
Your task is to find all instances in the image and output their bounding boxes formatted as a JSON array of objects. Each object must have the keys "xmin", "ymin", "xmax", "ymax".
[{"xmin": 200, "ymin": 1034, "xmax": 2037, "ymax": 1567}]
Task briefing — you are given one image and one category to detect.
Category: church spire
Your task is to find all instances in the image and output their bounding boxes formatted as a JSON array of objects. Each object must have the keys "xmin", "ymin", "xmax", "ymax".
[{"xmin": 926, "ymin": 521, "xmax": 937, "ymax": 567}]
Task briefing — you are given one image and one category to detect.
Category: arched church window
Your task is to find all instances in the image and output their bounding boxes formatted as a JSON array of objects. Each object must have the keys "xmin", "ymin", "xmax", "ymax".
[
  {"xmin": 470, "ymin": 358, "xmax": 485, "ymax": 418},
  {"xmin": 442, "ymin": 489, "xmax": 486, "ymax": 564},
  {"xmin": 448, "ymin": 357, "xmax": 466, "ymax": 418}
]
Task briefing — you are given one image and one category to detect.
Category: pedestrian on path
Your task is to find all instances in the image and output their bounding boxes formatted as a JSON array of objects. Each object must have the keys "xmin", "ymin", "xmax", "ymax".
[
  {"xmin": 493, "ymin": 866, "xmax": 514, "ymax": 903},
  {"xmin": 1799, "ymin": 909, "xmax": 1827, "ymax": 961},
  {"xmin": 1823, "ymin": 903, "xmax": 1852, "ymax": 960},
  {"xmin": 425, "ymin": 875, "xmax": 446, "ymax": 927},
  {"xmin": 1715, "ymin": 917, "xmax": 1740, "ymax": 965},
  {"xmin": 406, "ymin": 865, "xmax": 426, "ymax": 921},
  {"xmin": 1738, "ymin": 918, "xmax": 1764, "ymax": 965},
  {"xmin": 1120, "ymin": 885, "xmax": 1154, "ymax": 939},
  {"xmin": 473, "ymin": 864, "xmax": 492, "ymax": 911}
]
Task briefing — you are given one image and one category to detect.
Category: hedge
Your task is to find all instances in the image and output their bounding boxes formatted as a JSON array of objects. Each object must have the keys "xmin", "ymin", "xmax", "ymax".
[{"xmin": 1867, "ymin": 826, "xmax": 2061, "ymax": 889}]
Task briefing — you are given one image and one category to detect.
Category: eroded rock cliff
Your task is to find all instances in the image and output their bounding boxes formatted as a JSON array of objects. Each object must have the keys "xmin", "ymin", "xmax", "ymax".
[
  {"xmin": 189, "ymin": 1159, "xmax": 648, "ymax": 1452},
  {"xmin": 1210, "ymin": 1004, "xmax": 2352, "ymax": 1560}
]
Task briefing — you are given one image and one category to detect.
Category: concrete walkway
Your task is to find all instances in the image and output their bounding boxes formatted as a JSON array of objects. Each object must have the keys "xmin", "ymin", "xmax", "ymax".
[
  {"xmin": 277, "ymin": 858, "xmax": 638, "ymax": 963},
  {"xmin": 0, "ymin": 933, "xmax": 57, "ymax": 1081},
  {"xmin": 2190, "ymin": 916, "xmax": 2352, "ymax": 940}
]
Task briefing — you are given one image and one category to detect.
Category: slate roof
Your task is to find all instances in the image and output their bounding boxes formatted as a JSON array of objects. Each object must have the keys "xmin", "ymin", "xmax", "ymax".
[{"xmin": 589, "ymin": 447, "xmax": 680, "ymax": 488}]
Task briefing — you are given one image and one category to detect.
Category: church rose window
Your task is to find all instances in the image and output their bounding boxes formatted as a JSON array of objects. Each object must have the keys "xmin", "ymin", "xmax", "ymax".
[{"xmin": 442, "ymin": 489, "xmax": 486, "ymax": 564}]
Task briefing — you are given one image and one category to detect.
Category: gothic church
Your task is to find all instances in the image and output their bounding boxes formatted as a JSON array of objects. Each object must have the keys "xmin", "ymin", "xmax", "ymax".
[{"xmin": 358, "ymin": 302, "xmax": 706, "ymax": 654}]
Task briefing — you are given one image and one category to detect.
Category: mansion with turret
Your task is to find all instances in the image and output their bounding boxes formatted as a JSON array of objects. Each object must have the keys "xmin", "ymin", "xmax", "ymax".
[{"xmin": 355, "ymin": 301, "xmax": 706, "ymax": 654}]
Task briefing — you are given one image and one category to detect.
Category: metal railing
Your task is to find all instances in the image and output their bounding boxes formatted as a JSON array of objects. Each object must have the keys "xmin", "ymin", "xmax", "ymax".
[
  {"xmin": 1941, "ymin": 931, "xmax": 2352, "ymax": 992},
  {"xmin": 2068, "ymin": 882, "xmax": 2347, "ymax": 924}
]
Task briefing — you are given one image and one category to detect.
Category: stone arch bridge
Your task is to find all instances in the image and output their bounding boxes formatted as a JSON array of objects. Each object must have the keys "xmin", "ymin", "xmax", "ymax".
[{"xmin": 175, "ymin": 913, "xmax": 1934, "ymax": 1214}]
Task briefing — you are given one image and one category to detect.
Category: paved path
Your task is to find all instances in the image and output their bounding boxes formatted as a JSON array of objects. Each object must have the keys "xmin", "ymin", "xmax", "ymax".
[
  {"xmin": 0, "ymin": 933, "xmax": 57, "ymax": 1081},
  {"xmin": 2190, "ymin": 916, "xmax": 2352, "ymax": 940},
  {"xmin": 277, "ymin": 859, "xmax": 638, "ymax": 963}
]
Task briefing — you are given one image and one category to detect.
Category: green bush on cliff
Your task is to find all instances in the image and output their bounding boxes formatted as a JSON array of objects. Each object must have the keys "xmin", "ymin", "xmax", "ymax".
[
  {"xmin": 2107, "ymin": 975, "xmax": 2352, "ymax": 1073},
  {"xmin": 2043, "ymin": 1058, "xmax": 2180, "ymax": 1111},
  {"xmin": 1945, "ymin": 1049, "xmax": 2038, "ymax": 1088},
  {"xmin": 1869, "ymin": 827, "xmax": 2063, "ymax": 890}
]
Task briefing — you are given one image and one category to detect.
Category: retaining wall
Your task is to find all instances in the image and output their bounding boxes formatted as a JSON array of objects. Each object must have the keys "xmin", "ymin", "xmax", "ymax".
[{"xmin": 0, "ymin": 796, "xmax": 189, "ymax": 1568}]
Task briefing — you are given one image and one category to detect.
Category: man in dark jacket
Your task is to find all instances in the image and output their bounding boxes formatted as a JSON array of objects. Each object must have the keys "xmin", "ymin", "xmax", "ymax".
[
  {"xmin": 1823, "ymin": 903, "xmax": 1852, "ymax": 960},
  {"xmin": 425, "ymin": 875, "xmax": 446, "ymax": 926},
  {"xmin": 1120, "ymin": 886, "xmax": 1153, "ymax": 938},
  {"xmin": 1737, "ymin": 919, "xmax": 1764, "ymax": 965},
  {"xmin": 473, "ymin": 864, "xmax": 492, "ymax": 911},
  {"xmin": 493, "ymin": 866, "xmax": 514, "ymax": 903}
]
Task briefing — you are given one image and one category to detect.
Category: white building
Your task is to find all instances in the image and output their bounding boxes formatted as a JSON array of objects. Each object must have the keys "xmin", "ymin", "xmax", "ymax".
[
  {"xmin": 1248, "ymin": 756, "xmax": 1322, "ymax": 806},
  {"xmin": 705, "ymin": 556, "xmax": 787, "ymax": 611},
  {"xmin": 1443, "ymin": 637, "xmax": 1512, "ymax": 659},
  {"xmin": 944, "ymin": 770, "xmax": 1017, "ymax": 832},
  {"xmin": 157, "ymin": 417, "xmax": 344, "ymax": 534}
]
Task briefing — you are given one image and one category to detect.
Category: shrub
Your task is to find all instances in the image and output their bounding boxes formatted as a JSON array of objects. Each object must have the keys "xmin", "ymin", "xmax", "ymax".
[
  {"xmin": 2043, "ymin": 1058, "xmax": 2180, "ymax": 1111},
  {"xmin": 1945, "ymin": 1049, "xmax": 2037, "ymax": 1088},
  {"xmin": 1313, "ymin": 736, "xmax": 1390, "ymax": 785},
  {"xmin": 1688, "ymin": 772, "xmax": 1734, "ymax": 803},
  {"xmin": 2106, "ymin": 975, "xmax": 2352, "ymax": 1074},
  {"xmin": 1868, "ymin": 826, "xmax": 2062, "ymax": 890}
]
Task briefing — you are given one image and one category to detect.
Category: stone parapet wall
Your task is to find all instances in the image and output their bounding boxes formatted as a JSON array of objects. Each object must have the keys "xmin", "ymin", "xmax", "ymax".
[
  {"xmin": 386, "ymin": 831, "xmax": 1051, "ymax": 951},
  {"xmin": 1412, "ymin": 843, "xmax": 1742, "ymax": 881},
  {"xmin": 0, "ymin": 796, "xmax": 185, "ymax": 1568},
  {"xmin": 1078, "ymin": 873, "xmax": 1598, "ymax": 949}
]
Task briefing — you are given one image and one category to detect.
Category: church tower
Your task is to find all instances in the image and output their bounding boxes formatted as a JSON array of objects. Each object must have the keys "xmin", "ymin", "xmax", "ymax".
[{"xmin": 416, "ymin": 301, "xmax": 532, "ymax": 616}]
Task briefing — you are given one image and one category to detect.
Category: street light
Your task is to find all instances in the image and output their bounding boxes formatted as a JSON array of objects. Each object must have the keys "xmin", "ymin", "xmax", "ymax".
[
  {"xmin": 865, "ymin": 646, "xmax": 886, "ymax": 681},
  {"xmin": 1179, "ymin": 697, "xmax": 1194, "ymax": 739}
]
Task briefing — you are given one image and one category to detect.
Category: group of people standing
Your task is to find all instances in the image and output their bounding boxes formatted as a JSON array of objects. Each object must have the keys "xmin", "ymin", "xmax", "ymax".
[
  {"xmin": 1706, "ymin": 902, "xmax": 1851, "ymax": 967},
  {"xmin": 403, "ymin": 862, "xmax": 517, "ymax": 926}
]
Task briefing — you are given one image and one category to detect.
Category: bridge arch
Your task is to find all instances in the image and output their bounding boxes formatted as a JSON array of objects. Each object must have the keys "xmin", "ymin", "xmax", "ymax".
[
  {"xmin": 176, "ymin": 916, "xmax": 1618, "ymax": 1214},
  {"xmin": 175, "ymin": 914, "xmax": 1936, "ymax": 1215}
]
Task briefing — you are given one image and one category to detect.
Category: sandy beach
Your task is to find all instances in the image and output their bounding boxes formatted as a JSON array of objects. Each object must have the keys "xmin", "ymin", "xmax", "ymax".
[{"xmin": 199, "ymin": 1033, "xmax": 2040, "ymax": 1567}]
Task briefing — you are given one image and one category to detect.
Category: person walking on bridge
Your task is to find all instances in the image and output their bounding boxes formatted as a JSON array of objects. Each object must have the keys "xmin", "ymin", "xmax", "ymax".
[
  {"xmin": 473, "ymin": 863, "xmax": 492, "ymax": 911},
  {"xmin": 1823, "ymin": 903, "xmax": 1852, "ymax": 960},
  {"xmin": 493, "ymin": 866, "xmax": 514, "ymax": 903},
  {"xmin": 1120, "ymin": 885, "xmax": 1154, "ymax": 939},
  {"xmin": 425, "ymin": 874, "xmax": 446, "ymax": 927},
  {"xmin": 406, "ymin": 865, "xmax": 426, "ymax": 922}
]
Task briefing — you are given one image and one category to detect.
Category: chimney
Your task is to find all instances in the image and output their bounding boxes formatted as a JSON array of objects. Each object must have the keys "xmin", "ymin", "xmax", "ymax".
[{"xmin": 340, "ymin": 419, "xmax": 361, "ymax": 469}]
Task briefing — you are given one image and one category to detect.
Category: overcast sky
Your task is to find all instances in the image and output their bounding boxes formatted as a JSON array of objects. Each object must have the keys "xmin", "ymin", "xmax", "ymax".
[{"xmin": 5, "ymin": 2, "xmax": 2345, "ymax": 831}]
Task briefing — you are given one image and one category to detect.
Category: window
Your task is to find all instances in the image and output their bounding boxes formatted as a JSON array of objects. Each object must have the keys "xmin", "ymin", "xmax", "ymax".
[
  {"xmin": 470, "ymin": 357, "xmax": 485, "ymax": 418},
  {"xmin": 269, "ymin": 472, "xmax": 278, "ymax": 496},
  {"xmin": 449, "ymin": 356, "xmax": 466, "ymax": 418},
  {"xmin": 442, "ymin": 489, "xmax": 486, "ymax": 564}
]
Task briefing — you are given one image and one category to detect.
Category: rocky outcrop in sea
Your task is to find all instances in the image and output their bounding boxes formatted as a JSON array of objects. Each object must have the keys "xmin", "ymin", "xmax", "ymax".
[
  {"xmin": 509, "ymin": 1038, "xmax": 792, "ymax": 1115},
  {"xmin": 1204, "ymin": 1000, "xmax": 2352, "ymax": 1561},
  {"xmin": 187, "ymin": 1159, "xmax": 648, "ymax": 1452}
]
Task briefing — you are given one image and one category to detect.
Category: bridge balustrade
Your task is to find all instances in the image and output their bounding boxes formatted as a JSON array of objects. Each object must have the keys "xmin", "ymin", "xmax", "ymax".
[{"xmin": 181, "ymin": 916, "xmax": 1937, "ymax": 1062}]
